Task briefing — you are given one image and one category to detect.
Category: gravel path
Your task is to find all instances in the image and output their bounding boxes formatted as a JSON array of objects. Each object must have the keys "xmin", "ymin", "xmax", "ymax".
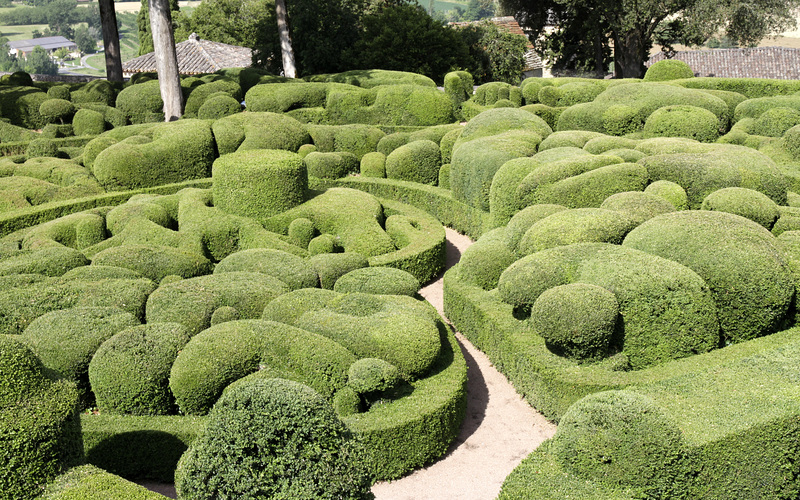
[{"xmin": 140, "ymin": 228, "xmax": 556, "ymax": 499}]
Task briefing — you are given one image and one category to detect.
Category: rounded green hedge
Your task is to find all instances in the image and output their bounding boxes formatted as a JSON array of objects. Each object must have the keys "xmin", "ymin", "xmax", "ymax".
[
  {"xmin": 212, "ymin": 148, "xmax": 308, "ymax": 222},
  {"xmin": 644, "ymin": 59, "xmax": 694, "ymax": 82},
  {"xmin": 214, "ymin": 248, "xmax": 318, "ymax": 290},
  {"xmin": 385, "ymin": 139, "xmax": 441, "ymax": 185},
  {"xmin": 643, "ymin": 105, "xmax": 720, "ymax": 142},
  {"xmin": 88, "ymin": 322, "xmax": 190, "ymax": 415},
  {"xmin": 212, "ymin": 112, "xmax": 311, "ymax": 155},
  {"xmin": 360, "ymin": 151, "xmax": 386, "ymax": 178},
  {"xmin": 517, "ymin": 208, "xmax": 638, "ymax": 256},
  {"xmin": 599, "ymin": 191, "xmax": 676, "ymax": 226},
  {"xmin": 623, "ymin": 210, "xmax": 795, "ymax": 344},
  {"xmin": 643, "ymin": 179, "xmax": 689, "ymax": 210},
  {"xmin": 39, "ymin": 99, "xmax": 76, "ymax": 124},
  {"xmin": 175, "ymin": 377, "xmax": 373, "ymax": 499},
  {"xmin": 701, "ymin": 186, "xmax": 780, "ymax": 229},
  {"xmin": 72, "ymin": 108, "xmax": 105, "ymax": 136},
  {"xmin": 197, "ymin": 93, "xmax": 242, "ymax": 120},
  {"xmin": 333, "ymin": 266, "xmax": 421, "ymax": 296}
]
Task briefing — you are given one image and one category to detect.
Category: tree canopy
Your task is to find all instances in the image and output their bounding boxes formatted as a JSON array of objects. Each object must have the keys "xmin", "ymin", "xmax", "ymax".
[{"xmin": 500, "ymin": 0, "xmax": 800, "ymax": 78}]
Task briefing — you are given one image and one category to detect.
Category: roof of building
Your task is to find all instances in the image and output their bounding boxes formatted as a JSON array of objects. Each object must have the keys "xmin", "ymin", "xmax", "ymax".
[
  {"xmin": 8, "ymin": 36, "xmax": 77, "ymax": 52},
  {"xmin": 647, "ymin": 46, "xmax": 800, "ymax": 80},
  {"xmin": 122, "ymin": 33, "xmax": 253, "ymax": 75},
  {"xmin": 450, "ymin": 16, "xmax": 543, "ymax": 71}
]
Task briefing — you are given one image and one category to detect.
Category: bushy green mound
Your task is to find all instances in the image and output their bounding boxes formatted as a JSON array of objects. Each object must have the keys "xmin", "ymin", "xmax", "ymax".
[
  {"xmin": 516, "ymin": 208, "xmax": 638, "ymax": 256},
  {"xmin": 197, "ymin": 93, "xmax": 242, "ymax": 120},
  {"xmin": 212, "ymin": 111, "xmax": 310, "ymax": 155},
  {"xmin": 39, "ymin": 98, "xmax": 76, "ymax": 124},
  {"xmin": 310, "ymin": 252, "xmax": 370, "ymax": 289},
  {"xmin": 40, "ymin": 465, "xmax": 169, "ymax": 499},
  {"xmin": 175, "ymin": 377, "xmax": 373, "ymax": 499},
  {"xmin": 643, "ymin": 179, "xmax": 689, "ymax": 209},
  {"xmin": 72, "ymin": 108, "xmax": 105, "ymax": 136},
  {"xmin": 88, "ymin": 323, "xmax": 190, "ymax": 415},
  {"xmin": 360, "ymin": 151, "xmax": 386, "ymax": 177},
  {"xmin": 71, "ymin": 79, "xmax": 118, "ymax": 106},
  {"xmin": 21, "ymin": 307, "xmax": 140, "ymax": 403},
  {"xmin": 0, "ymin": 158, "xmax": 103, "ymax": 212},
  {"xmin": 733, "ymin": 94, "xmax": 800, "ymax": 122},
  {"xmin": 557, "ymin": 83, "xmax": 729, "ymax": 136},
  {"xmin": 0, "ymin": 85, "xmax": 48, "ymax": 129},
  {"xmin": 550, "ymin": 390, "xmax": 685, "ymax": 496},
  {"xmin": 326, "ymin": 84, "xmax": 455, "ymax": 126},
  {"xmin": 146, "ymin": 272, "xmax": 290, "ymax": 335},
  {"xmin": 502, "ymin": 204, "xmax": 568, "ymax": 252},
  {"xmin": 599, "ymin": 191, "xmax": 677, "ymax": 226},
  {"xmin": 472, "ymin": 81, "xmax": 523, "ymax": 107},
  {"xmin": 750, "ymin": 106, "xmax": 800, "ymax": 137},
  {"xmin": 538, "ymin": 81, "xmax": 603, "ymax": 107},
  {"xmin": 244, "ymin": 81, "xmax": 353, "ymax": 113},
  {"xmin": 304, "ymin": 151, "xmax": 359, "ymax": 179},
  {"xmin": 169, "ymin": 319, "xmax": 355, "ymax": 415},
  {"xmin": 385, "ymin": 139, "xmax": 441, "ymax": 185},
  {"xmin": 91, "ymin": 244, "xmax": 213, "ymax": 282},
  {"xmin": 333, "ymin": 266, "xmax": 421, "ymax": 296},
  {"xmin": 701, "ymin": 186, "xmax": 780, "ymax": 229},
  {"xmin": 212, "ymin": 148, "xmax": 308, "ymax": 222},
  {"xmin": 305, "ymin": 68, "xmax": 436, "ymax": 88},
  {"xmin": 643, "ymin": 105, "xmax": 720, "ymax": 142},
  {"xmin": 623, "ymin": 210, "xmax": 795, "ymax": 343},
  {"xmin": 0, "ymin": 335, "xmax": 83, "ymax": 500},
  {"xmin": 115, "ymin": 80, "xmax": 164, "ymax": 123},
  {"xmin": 92, "ymin": 119, "xmax": 215, "ymax": 191},
  {"xmin": 498, "ymin": 243, "xmax": 720, "ymax": 369},
  {"xmin": 307, "ymin": 124, "xmax": 386, "ymax": 159},
  {"xmin": 644, "ymin": 59, "xmax": 694, "ymax": 82},
  {"xmin": 214, "ymin": 248, "xmax": 318, "ymax": 290},
  {"xmin": 183, "ymin": 78, "xmax": 242, "ymax": 117}
]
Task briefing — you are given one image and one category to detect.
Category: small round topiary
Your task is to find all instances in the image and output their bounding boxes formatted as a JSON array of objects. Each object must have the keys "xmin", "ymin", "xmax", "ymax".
[
  {"xmin": 197, "ymin": 93, "xmax": 242, "ymax": 120},
  {"xmin": 550, "ymin": 390, "xmax": 684, "ymax": 496},
  {"xmin": 309, "ymin": 233, "xmax": 337, "ymax": 255},
  {"xmin": 602, "ymin": 105, "xmax": 641, "ymax": 136},
  {"xmin": 39, "ymin": 99, "xmax": 76, "ymax": 124},
  {"xmin": 212, "ymin": 149, "xmax": 308, "ymax": 221},
  {"xmin": 174, "ymin": 377, "xmax": 374, "ymax": 499},
  {"xmin": 360, "ymin": 151, "xmax": 386, "ymax": 178},
  {"xmin": 26, "ymin": 138, "xmax": 59, "ymax": 158},
  {"xmin": 348, "ymin": 357, "xmax": 403, "ymax": 394},
  {"xmin": 385, "ymin": 139, "xmax": 441, "ymax": 185},
  {"xmin": 47, "ymin": 85, "xmax": 71, "ymax": 101},
  {"xmin": 750, "ymin": 107, "xmax": 800, "ymax": 137},
  {"xmin": 643, "ymin": 59, "xmax": 694, "ymax": 82},
  {"xmin": 643, "ymin": 105, "xmax": 720, "ymax": 142},
  {"xmin": 214, "ymin": 248, "xmax": 319, "ymax": 290},
  {"xmin": 88, "ymin": 323, "xmax": 190, "ymax": 415},
  {"xmin": 644, "ymin": 179, "xmax": 689, "ymax": 210},
  {"xmin": 288, "ymin": 217, "xmax": 315, "ymax": 248},
  {"xmin": 333, "ymin": 266, "xmax": 421, "ymax": 296},
  {"xmin": 701, "ymin": 187, "xmax": 780, "ymax": 229},
  {"xmin": 531, "ymin": 283, "xmax": 618, "ymax": 362},
  {"xmin": 600, "ymin": 191, "xmax": 676, "ymax": 226},
  {"xmin": 72, "ymin": 108, "xmax": 105, "ymax": 136},
  {"xmin": 210, "ymin": 306, "xmax": 239, "ymax": 325},
  {"xmin": 297, "ymin": 143, "xmax": 317, "ymax": 157}
]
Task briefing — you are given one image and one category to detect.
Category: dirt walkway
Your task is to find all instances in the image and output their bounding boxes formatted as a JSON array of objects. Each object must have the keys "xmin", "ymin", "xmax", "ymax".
[{"xmin": 140, "ymin": 228, "xmax": 556, "ymax": 499}]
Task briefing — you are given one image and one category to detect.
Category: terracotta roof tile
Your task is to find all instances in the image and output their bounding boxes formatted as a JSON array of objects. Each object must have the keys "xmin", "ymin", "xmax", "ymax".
[
  {"xmin": 647, "ymin": 47, "xmax": 800, "ymax": 79},
  {"xmin": 122, "ymin": 34, "xmax": 252, "ymax": 75}
]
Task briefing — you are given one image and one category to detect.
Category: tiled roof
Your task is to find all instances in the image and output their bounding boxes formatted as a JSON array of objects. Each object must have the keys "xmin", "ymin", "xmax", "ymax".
[
  {"xmin": 8, "ymin": 36, "xmax": 76, "ymax": 52},
  {"xmin": 647, "ymin": 47, "xmax": 800, "ymax": 80},
  {"xmin": 122, "ymin": 33, "xmax": 252, "ymax": 75},
  {"xmin": 449, "ymin": 16, "xmax": 543, "ymax": 71}
]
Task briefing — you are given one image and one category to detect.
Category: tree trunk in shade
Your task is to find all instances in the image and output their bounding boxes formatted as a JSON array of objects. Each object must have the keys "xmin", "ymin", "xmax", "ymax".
[
  {"xmin": 275, "ymin": 0, "xmax": 297, "ymax": 78},
  {"xmin": 98, "ymin": 0, "xmax": 122, "ymax": 82},
  {"xmin": 148, "ymin": 0, "xmax": 183, "ymax": 120}
]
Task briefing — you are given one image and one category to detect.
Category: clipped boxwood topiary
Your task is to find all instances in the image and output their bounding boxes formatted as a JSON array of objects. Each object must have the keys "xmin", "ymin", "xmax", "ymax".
[
  {"xmin": 701, "ymin": 187, "xmax": 780, "ymax": 229},
  {"xmin": 644, "ymin": 179, "xmax": 689, "ymax": 210},
  {"xmin": 550, "ymin": 390, "xmax": 685, "ymax": 497},
  {"xmin": 39, "ymin": 464, "xmax": 168, "ymax": 499},
  {"xmin": 39, "ymin": 98, "xmax": 76, "ymax": 124},
  {"xmin": 72, "ymin": 108, "xmax": 105, "ymax": 136},
  {"xmin": 305, "ymin": 151, "xmax": 359, "ymax": 179},
  {"xmin": 750, "ymin": 106, "xmax": 800, "ymax": 137},
  {"xmin": 643, "ymin": 105, "xmax": 720, "ymax": 142},
  {"xmin": 197, "ymin": 93, "xmax": 242, "ymax": 120},
  {"xmin": 333, "ymin": 266, "xmax": 421, "ymax": 296},
  {"xmin": 212, "ymin": 111, "xmax": 311, "ymax": 155},
  {"xmin": 599, "ymin": 191, "xmax": 676, "ymax": 226},
  {"xmin": 644, "ymin": 59, "xmax": 695, "ymax": 82},
  {"xmin": 88, "ymin": 322, "xmax": 190, "ymax": 415},
  {"xmin": 385, "ymin": 139, "xmax": 441, "ymax": 185},
  {"xmin": 361, "ymin": 151, "xmax": 386, "ymax": 178},
  {"xmin": 175, "ymin": 377, "xmax": 373, "ymax": 499},
  {"xmin": 214, "ymin": 248, "xmax": 319, "ymax": 290},
  {"xmin": 310, "ymin": 252, "xmax": 370, "ymax": 289}
]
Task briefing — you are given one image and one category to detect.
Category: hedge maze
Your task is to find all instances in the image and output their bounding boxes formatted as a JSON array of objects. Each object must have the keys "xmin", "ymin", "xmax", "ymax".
[{"xmin": 4, "ymin": 61, "xmax": 800, "ymax": 498}]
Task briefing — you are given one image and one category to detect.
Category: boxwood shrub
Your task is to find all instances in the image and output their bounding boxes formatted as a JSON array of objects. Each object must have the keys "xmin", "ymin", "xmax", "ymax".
[
  {"xmin": 40, "ymin": 465, "xmax": 169, "ymax": 499},
  {"xmin": 385, "ymin": 139, "xmax": 441, "ymax": 185},
  {"xmin": 643, "ymin": 59, "xmax": 694, "ymax": 82}
]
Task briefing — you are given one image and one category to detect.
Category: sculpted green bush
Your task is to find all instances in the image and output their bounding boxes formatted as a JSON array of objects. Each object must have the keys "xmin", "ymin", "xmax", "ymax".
[
  {"xmin": 88, "ymin": 323, "xmax": 190, "ymax": 415},
  {"xmin": 701, "ymin": 187, "xmax": 780, "ymax": 229},
  {"xmin": 326, "ymin": 84, "xmax": 455, "ymax": 126},
  {"xmin": 214, "ymin": 248, "xmax": 318, "ymax": 290},
  {"xmin": 39, "ymin": 99, "xmax": 75, "ymax": 124},
  {"xmin": 516, "ymin": 208, "xmax": 638, "ymax": 256},
  {"xmin": 333, "ymin": 266, "xmax": 421, "ymax": 296},
  {"xmin": 643, "ymin": 105, "xmax": 720, "ymax": 142},
  {"xmin": 115, "ymin": 80, "xmax": 164, "ymax": 123},
  {"xmin": 196, "ymin": 93, "xmax": 242, "ymax": 120},
  {"xmin": 385, "ymin": 139, "xmax": 441, "ymax": 185},
  {"xmin": 644, "ymin": 59, "xmax": 694, "ymax": 82},
  {"xmin": 212, "ymin": 112, "xmax": 311, "ymax": 155},
  {"xmin": 599, "ymin": 191, "xmax": 676, "ymax": 226},
  {"xmin": 304, "ymin": 151, "xmax": 359, "ymax": 179},
  {"xmin": 72, "ymin": 108, "xmax": 105, "ymax": 136},
  {"xmin": 183, "ymin": 78, "xmax": 242, "ymax": 117},
  {"xmin": 175, "ymin": 378, "xmax": 373, "ymax": 499}
]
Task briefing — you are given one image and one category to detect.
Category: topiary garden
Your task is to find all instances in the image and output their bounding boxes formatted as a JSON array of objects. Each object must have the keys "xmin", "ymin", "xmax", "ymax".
[{"xmin": 4, "ymin": 67, "xmax": 800, "ymax": 499}]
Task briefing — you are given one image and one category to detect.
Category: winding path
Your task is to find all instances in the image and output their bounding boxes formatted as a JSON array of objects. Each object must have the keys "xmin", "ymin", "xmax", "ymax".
[{"xmin": 141, "ymin": 228, "xmax": 556, "ymax": 499}]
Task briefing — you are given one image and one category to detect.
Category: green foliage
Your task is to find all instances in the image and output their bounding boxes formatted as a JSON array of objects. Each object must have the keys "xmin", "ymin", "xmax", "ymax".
[
  {"xmin": 750, "ymin": 106, "xmax": 800, "ymax": 137},
  {"xmin": 644, "ymin": 59, "xmax": 695, "ymax": 81},
  {"xmin": 360, "ymin": 151, "xmax": 386, "ymax": 178},
  {"xmin": 72, "ymin": 108, "xmax": 105, "ymax": 136},
  {"xmin": 89, "ymin": 323, "xmax": 190, "ymax": 415},
  {"xmin": 214, "ymin": 248, "xmax": 319, "ymax": 290},
  {"xmin": 183, "ymin": 78, "xmax": 242, "ymax": 118},
  {"xmin": 599, "ymin": 191, "xmax": 676, "ymax": 226},
  {"xmin": 175, "ymin": 377, "xmax": 373, "ymax": 499},
  {"xmin": 21, "ymin": 306, "xmax": 140, "ymax": 403},
  {"xmin": 39, "ymin": 98, "xmax": 76, "ymax": 124},
  {"xmin": 385, "ymin": 139, "xmax": 441, "ymax": 185},
  {"xmin": 307, "ymin": 124, "xmax": 386, "ymax": 159},
  {"xmin": 701, "ymin": 186, "xmax": 780, "ymax": 229},
  {"xmin": 39, "ymin": 465, "xmax": 169, "ymax": 500},
  {"xmin": 456, "ymin": 228, "xmax": 517, "ymax": 289},
  {"xmin": 333, "ymin": 266, "xmax": 421, "ymax": 296},
  {"xmin": 310, "ymin": 252, "xmax": 370, "ymax": 289},
  {"xmin": 304, "ymin": 151, "xmax": 360, "ymax": 179},
  {"xmin": 115, "ymin": 80, "xmax": 165, "ymax": 124},
  {"xmin": 643, "ymin": 104, "xmax": 720, "ymax": 142},
  {"xmin": 516, "ymin": 208, "xmax": 638, "ymax": 255},
  {"xmin": 326, "ymin": 84, "xmax": 456, "ymax": 126},
  {"xmin": 623, "ymin": 210, "xmax": 794, "ymax": 343},
  {"xmin": 212, "ymin": 112, "xmax": 310, "ymax": 155},
  {"xmin": 25, "ymin": 46, "xmax": 58, "ymax": 75},
  {"xmin": 212, "ymin": 148, "xmax": 308, "ymax": 222},
  {"xmin": 196, "ymin": 93, "xmax": 242, "ymax": 120},
  {"xmin": 643, "ymin": 179, "xmax": 689, "ymax": 210},
  {"xmin": 347, "ymin": 357, "xmax": 403, "ymax": 395},
  {"xmin": 532, "ymin": 283, "xmax": 618, "ymax": 362},
  {"xmin": 0, "ymin": 336, "xmax": 82, "ymax": 500},
  {"xmin": 71, "ymin": 80, "xmax": 118, "ymax": 106}
]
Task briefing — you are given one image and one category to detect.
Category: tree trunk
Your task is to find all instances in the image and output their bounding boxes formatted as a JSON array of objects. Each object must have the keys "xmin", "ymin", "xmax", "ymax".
[
  {"xmin": 148, "ymin": 0, "xmax": 183, "ymax": 120},
  {"xmin": 275, "ymin": 0, "xmax": 297, "ymax": 78},
  {"xmin": 594, "ymin": 31, "xmax": 604, "ymax": 79},
  {"xmin": 612, "ymin": 29, "xmax": 648, "ymax": 79},
  {"xmin": 98, "ymin": 0, "xmax": 122, "ymax": 82}
]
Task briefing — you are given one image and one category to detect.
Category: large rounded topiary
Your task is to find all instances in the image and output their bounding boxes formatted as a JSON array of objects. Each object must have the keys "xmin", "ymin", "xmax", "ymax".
[
  {"xmin": 643, "ymin": 105, "xmax": 720, "ymax": 142},
  {"xmin": 333, "ymin": 266, "xmax": 421, "ymax": 296},
  {"xmin": 643, "ymin": 59, "xmax": 694, "ymax": 82},
  {"xmin": 701, "ymin": 187, "xmax": 780, "ymax": 229},
  {"xmin": 212, "ymin": 149, "xmax": 308, "ymax": 221},
  {"xmin": 550, "ymin": 390, "xmax": 684, "ymax": 497},
  {"xmin": 214, "ymin": 248, "xmax": 319, "ymax": 290},
  {"xmin": 385, "ymin": 139, "xmax": 441, "ymax": 185},
  {"xmin": 174, "ymin": 377, "xmax": 373, "ymax": 499}
]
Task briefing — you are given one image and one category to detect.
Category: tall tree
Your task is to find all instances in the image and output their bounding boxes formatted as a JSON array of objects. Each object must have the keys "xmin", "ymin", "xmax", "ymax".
[
  {"xmin": 138, "ymin": 0, "xmax": 179, "ymax": 55},
  {"xmin": 148, "ymin": 0, "xmax": 183, "ymax": 120},
  {"xmin": 275, "ymin": 0, "xmax": 296, "ymax": 77},
  {"xmin": 98, "ymin": 0, "xmax": 123, "ymax": 82},
  {"xmin": 501, "ymin": 0, "xmax": 800, "ymax": 78}
]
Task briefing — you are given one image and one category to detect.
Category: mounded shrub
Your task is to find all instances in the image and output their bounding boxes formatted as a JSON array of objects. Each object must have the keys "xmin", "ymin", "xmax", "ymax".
[
  {"xmin": 39, "ymin": 99, "xmax": 76, "ymax": 124},
  {"xmin": 333, "ymin": 266, "xmax": 421, "ymax": 296},
  {"xmin": 599, "ymin": 191, "xmax": 676, "ymax": 226},
  {"xmin": 146, "ymin": 272, "xmax": 290, "ymax": 335},
  {"xmin": 183, "ymin": 78, "xmax": 242, "ymax": 117},
  {"xmin": 46, "ymin": 85, "xmax": 71, "ymax": 101},
  {"xmin": 310, "ymin": 252, "xmax": 370, "ymax": 289},
  {"xmin": 307, "ymin": 124, "xmax": 386, "ymax": 160},
  {"xmin": 212, "ymin": 112, "xmax": 311, "ymax": 155},
  {"xmin": 473, "ymin": 81, "xmax": 522, "ymax": 107},
  {"xmin": 71, "ymin": 79, "xmax": 117, "ymax": 106},
  {"xmin": 304, "ymin": 151, "xmax": 359, "ymax": 179},
  {"xmin": 212, "ymin": 149, "xmax": 308, "ymax": 222},
  {"xmin": 26, "ymin": 138, "xmax": 60, "ymax": 158},
  {"xmin": 288, "ymin": 217, "xmax": 315, "ymax": 248},
  {"xmin": 377, "ymin": 132, "xmax": 410, "ymax": 156},
  {"xmin": 21, "ymin": 306, "xmax": 140, "ymax": 403},
  {"xmin": 385, "ymin": 139, "xmax": 441, "ymax": 185},
  {"xmin": 643, "ymin": 105, "xmax": 720, "ymax": 142},
  {"xmin": 175, "ymin": 378, "xmax": 373, "ymax": 499},
  {"xmin": 644, "ymin": 59, "xmax": 694, "ymax": 82},
  {"xmin": 0, "ymin": 335, "xmax": 83, "ymax": 500},
  {"xmin": 502, "ymin": 204, "xmax": 568, "ymax": 252},
  {"xmin": 326, "ymin": 84, "xmax": 455, "ymax": 126},
  {"xmin": 532, "ymin": 283, "xmax": 619, "ymax": 362},
  {"xmin": 550, "ymin": 390, "xmax": 685, "ymax": 496},
  {"xmin": 347, "ymin": 357, "xmax": 403, "ymax": 395},
  {"xmin": 643, "ymin": 179, "xmax": 689, "ymax": 210},
  {"xmin": 456, "ymin": 228, "xmax": 517, "ymax": 290},
  {"xmin": 88, "ymin": 323, "xmax": 190, "ymax": 415},
  {"xmin": 115, "ymin": 80, "xmax": 164, "ymax": 123},
  {"xmin": 360, "ymin": 151, "xmax": 386, "ymax": 178},
  {"xmin": 701, "ymin": 186, "xmax": 780, "ymax": 229},
  {"xmin": 517, "ymin": 208, "xmax": 638, "ymax": 256},
  {"xmin": 196, "ymin": 93, "xmax": 242, "ymax": 120},
  {"xmin": 750, "ymin": 106, "xmax": 800, "ymax": 137},
  {"xmin": 214, "ymin": 248, "xmax": 318, "ymax": 290},
  {"xmin": 39, "ymin": 464, "xmax": 168, "ymax": 499},
  {"xmin": 623, "ymin": 210, "xmax": 795, "ymax": 343},
  {"xmin": 72, "ymin": 108, "xmax": 105, "ymax": 136}
]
